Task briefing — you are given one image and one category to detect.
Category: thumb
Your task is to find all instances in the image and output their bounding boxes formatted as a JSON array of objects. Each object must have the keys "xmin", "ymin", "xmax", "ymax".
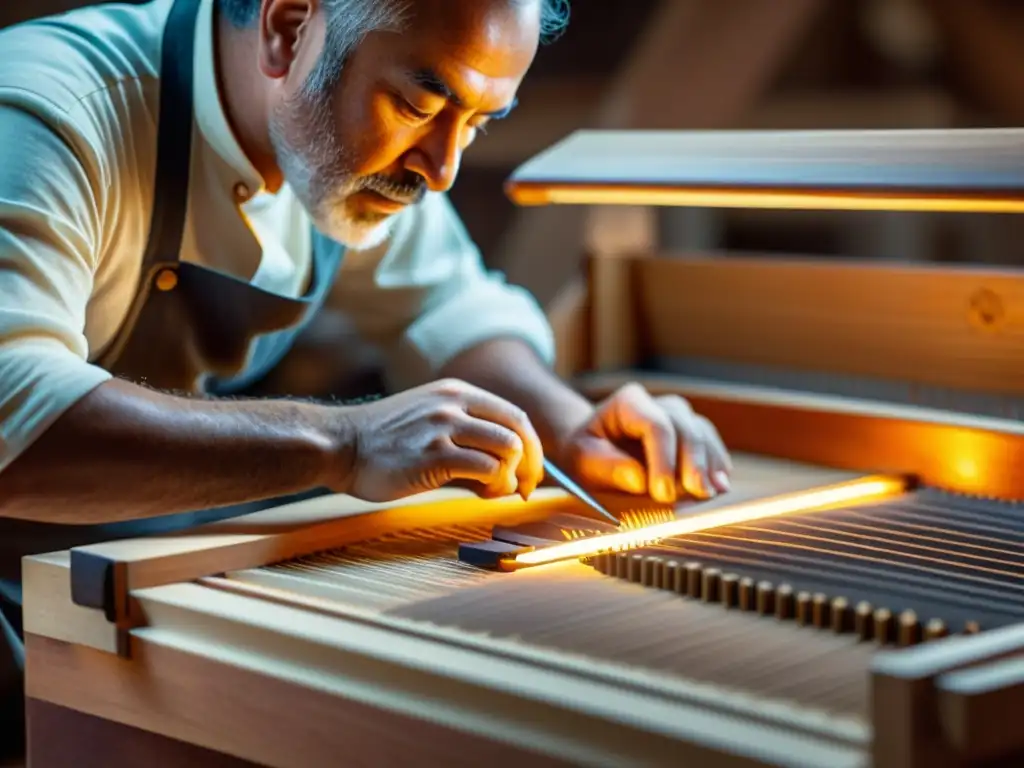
[{"xmin": 570, "ymin": 435, "xmax": 648, "ymax": 495}]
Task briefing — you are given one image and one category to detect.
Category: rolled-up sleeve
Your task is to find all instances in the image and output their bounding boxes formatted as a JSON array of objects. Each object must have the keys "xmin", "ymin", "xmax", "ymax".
[
  {"xmin": 328, "ymin": 192, "xmax": 555, "ymax": 392},
  {"xmin": 0, "ymin": 105, "xmax": 112, "ymax": 473}
]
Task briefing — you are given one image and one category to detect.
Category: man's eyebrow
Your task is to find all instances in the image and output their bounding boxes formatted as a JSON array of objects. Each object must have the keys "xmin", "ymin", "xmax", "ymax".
[{"xmin": 409, "ymin": 68, "xmax": 519, "ymax": 119}]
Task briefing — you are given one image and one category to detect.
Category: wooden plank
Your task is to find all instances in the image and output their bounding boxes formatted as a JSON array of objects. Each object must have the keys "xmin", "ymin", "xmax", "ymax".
[
  {"xmin": 625, "ymin": 255, "xmax": 1024, "ymax": 396},
  {"xmin": 24, "ymin": 583, "xmax": 868, "ymax": 768},
  {"xmin": 506, "ymin": 128, "xmax": 1024, "ymax": 212},
  {"xmin": 575, "ymin": 372, "xmax": 1024, "ymax": 500},
  {"xmin": 870, "ymin": 624, "xmax": 1024, "ymax": 768},
  {"xmin": 62, "ymin": 488, "xmax": 574, "ymax": 628}
]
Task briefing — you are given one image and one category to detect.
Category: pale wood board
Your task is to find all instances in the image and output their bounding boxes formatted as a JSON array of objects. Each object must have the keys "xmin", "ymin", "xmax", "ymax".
[
  {"xmin": 506, "ymin": 128, "xmax": 1024, "ymax": 212},
  {"xmin": 628, "ymin": 255, "xmax": 1024, "ymax": 397},
  {"xmin": 24, "ymin": 580, "xmax": 868, "ymax": 768},
  {"xmin": 21, "ymin": 552, "xmax": 119, "ymax": 655}
]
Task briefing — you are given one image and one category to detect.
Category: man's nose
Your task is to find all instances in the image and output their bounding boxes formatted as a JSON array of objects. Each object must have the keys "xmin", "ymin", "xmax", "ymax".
[{"xmin": 404, "ymin": 128, "xmax": 463, "ymax": 193}]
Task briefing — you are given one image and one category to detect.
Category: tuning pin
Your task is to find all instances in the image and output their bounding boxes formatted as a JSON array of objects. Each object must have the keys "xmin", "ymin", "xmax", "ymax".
[
  {"xmin": 685, "ymin": 562, "xmax": 703, "ymax": 598},
  {"xmin": 641, "ymin": 556, "xmax": 662, "ymax": 587},
  {"xmin": 795, "ymin": 591, "xmax": 813, "ymax": 626},
  {"xmin": 702, "ymin": 569, "xmax": 721, "ymax": 603},
  {"xmin": 663, "ymin": 560, "xmax": 682, "ymax": 593},
  {"xmin": 898, "ymin": 611, "xmax": 922, "ymax": 647},
  {"xmin": 627, "ymin": 553, "xmax": 645, "ymax": 583},
  {"xmin": 924, "ymin": 619, "xmax": 948, "ymax": 641},
  {"xmin": 874, "ymin": 608, "xmax": 895, "ymax": 645},
  {"xmin": 614, "ymin": 552, "xmax": 630, "ymax": 579},
  {"xmin": 831, "ymin": 597, "xmax": 852, "ymax": 633},
  {"xmin": 811, "ymin": 593, "xmax": 831, "ymax": 629},
  {"xmin": 776, "ymin": 584, "xmax": 795, "ymax": 621},
  {"xmin": 756, "ymin": 582, "xmax": 775, "ymax": 616},
  {"xmin": 738, "ymin": 577, "xmax": 756, "ymax": 611},
  {"xmin": 720, "ymin": 573, "xmax": 739, "ymax": 609},
  {"xmin": 855, "ymin": 602, "xmax": 874, "ymax": 641}
]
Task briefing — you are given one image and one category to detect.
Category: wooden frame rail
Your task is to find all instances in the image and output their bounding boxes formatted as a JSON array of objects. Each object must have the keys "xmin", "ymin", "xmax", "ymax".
[
  {"xmin": 506, "ymin": 129, "xmax": 1024, "ymax": 213},
  {"xmin": 871, "ymin": 624, "xmax": 1024, "ymax": 767},
  {"xmin": 579, "ymin": 252, "xmax": 1024, "ymax": 396}
]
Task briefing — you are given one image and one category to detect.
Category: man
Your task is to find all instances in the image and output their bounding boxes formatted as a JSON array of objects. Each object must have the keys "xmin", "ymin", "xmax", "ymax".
[{"xmin": 0, "ymin": 0, "xmax": 731, "ymax": 753}]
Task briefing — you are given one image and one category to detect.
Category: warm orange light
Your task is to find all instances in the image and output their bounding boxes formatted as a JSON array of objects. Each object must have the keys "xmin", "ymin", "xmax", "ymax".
[
  {"xmin": 507, "ymin": 184, "xmax": 1024, "ymax": 214},
  {"xmin": 511, "ymin": 475, "xmax": 908, "ymax": 567}
]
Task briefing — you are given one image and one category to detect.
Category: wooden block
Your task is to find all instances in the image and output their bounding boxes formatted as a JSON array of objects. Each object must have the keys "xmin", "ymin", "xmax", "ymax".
[
  {"xmin": 491, "ymin": 522, "xmax": 569, "ymax": 544},
  {"xmin": 935, "ymin": 654, "xmax": 1024, "ymax": 762},
  {"xmin": 491, "ymin": 527, "xmax": 564, "ymax": 549},
  {"xmin": 871, "ymin": 624, "xmax": 1024, "ymax": 768},
  {"xmin": 457, "ymin": 541, "xmax": 534, "ymax": 570}
]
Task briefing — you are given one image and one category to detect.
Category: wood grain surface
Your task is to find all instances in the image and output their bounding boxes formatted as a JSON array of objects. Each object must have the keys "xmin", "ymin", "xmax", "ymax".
[{"xmin": 506, "ymin": 128, "xmax": 1024, "ymax": 211}]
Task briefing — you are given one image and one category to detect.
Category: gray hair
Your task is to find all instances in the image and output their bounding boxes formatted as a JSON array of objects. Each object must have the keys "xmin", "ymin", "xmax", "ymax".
[{"xmin": 217, "ymin": 0, "xmax": 570, "ymax": 45}]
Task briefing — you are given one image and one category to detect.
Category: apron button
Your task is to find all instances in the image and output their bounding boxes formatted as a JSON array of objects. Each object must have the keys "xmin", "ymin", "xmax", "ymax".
[{"xmin": 154, "ymin": 268, "xmax": 178, "ymax": 292}]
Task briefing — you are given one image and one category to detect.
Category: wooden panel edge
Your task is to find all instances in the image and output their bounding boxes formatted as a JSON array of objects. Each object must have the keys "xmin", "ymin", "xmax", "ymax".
[
  {"xmin": 67, "ymin": 488, "xmax": 575, "ymax": 623},
  {"xmin": 576, "ymin": 371, "xmax": 1024, "ymax": 499}
]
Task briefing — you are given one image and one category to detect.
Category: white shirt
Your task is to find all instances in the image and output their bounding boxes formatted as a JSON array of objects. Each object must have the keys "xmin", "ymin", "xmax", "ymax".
[{"xmin": 0, "ymin": 0, "xmax": 554, "ymax": 473}]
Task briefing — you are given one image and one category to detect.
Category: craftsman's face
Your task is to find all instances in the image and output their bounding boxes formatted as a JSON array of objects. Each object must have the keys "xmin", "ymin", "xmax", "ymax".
[{"xmin": 262, "ymin": 0, "xmax": 540, "ymax": 249}]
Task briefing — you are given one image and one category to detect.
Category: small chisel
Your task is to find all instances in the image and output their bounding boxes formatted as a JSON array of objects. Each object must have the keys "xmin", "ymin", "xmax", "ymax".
[{"xmin": 542, "ymin": 458, "xmax": 621, "ymax": 527}]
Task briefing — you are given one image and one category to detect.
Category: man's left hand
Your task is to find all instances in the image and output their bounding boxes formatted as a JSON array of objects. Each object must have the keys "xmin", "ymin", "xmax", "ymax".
[{"xmin": 557, "ymin": 383, "xmax": 732, "ymax": 504}]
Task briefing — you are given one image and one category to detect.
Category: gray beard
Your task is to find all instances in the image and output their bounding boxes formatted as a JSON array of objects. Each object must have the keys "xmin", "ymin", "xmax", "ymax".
[{"xmin": 268, "ymin": 66, "xmax": 396, "ymax": 251}]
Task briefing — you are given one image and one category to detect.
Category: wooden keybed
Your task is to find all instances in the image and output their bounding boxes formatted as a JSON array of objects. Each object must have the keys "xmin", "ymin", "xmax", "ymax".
[{"xmin": 20, "ymin": 128, "xmax": 1024, "ymax": 767}]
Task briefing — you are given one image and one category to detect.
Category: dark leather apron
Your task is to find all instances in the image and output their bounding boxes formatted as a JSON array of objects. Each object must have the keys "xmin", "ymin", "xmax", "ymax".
[{"xmin": 0, "ymin": 0, "xmax": 349, "ymax": 750}]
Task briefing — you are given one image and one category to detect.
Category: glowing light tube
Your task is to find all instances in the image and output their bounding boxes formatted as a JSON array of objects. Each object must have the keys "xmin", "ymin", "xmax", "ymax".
[{"xmin": 511, "ymin": 475, "xmax": 907, "ymax": 568}]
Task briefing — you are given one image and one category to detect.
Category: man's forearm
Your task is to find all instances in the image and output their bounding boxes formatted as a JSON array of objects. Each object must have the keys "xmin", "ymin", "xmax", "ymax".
[
  {"xmin": 0, "ymin": 378, "xmax": 344, "ymax": 524},
  {"xmin": 440, "ymin": 338, "xmax": 593, "ymax": 460}
]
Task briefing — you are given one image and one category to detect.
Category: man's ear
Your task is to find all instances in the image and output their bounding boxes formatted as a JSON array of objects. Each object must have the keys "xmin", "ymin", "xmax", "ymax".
[{"xmin": 259, "ymin": 0, "xmax": 319, "ymax": 79}]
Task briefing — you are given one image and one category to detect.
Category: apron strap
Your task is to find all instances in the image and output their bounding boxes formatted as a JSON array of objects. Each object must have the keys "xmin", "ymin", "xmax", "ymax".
[
  {"xmin": 141, "ymin": 0, "xmax": 201, "ymax": 270},
  {"xmin": 94, "ymin": 0, "xmax": 201, "ymax": 371}
]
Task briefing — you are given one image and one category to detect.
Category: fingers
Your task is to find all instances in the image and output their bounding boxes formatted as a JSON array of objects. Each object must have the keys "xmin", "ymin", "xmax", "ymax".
[
  {"xmin": 605, "ymin": 383, "xmax": 678, "ymax": 503},
  {"xmin": 426, "ymin": 440, "xmax": 506, "ymax": 491},
  {"xmin": 449, "ymin": 416, "xmax": 525, "ymax": 498},
  {"xmin": 567, "ymin": 434, "xmax": 648, "ymax": 495},
  {"xmin": 696, "ymin": 413, "xmax": 733, "ymax": 493},
  {"xmin": 656, "ymin": 395, "xmax": 732, "ymax": 499},
  {"xmin": 599, "ymin": 384, "xmax": 733, "ymax": 502},
  {"xmin": 439, "ymin": 379, "xmax": 544, "ymax": 498}
]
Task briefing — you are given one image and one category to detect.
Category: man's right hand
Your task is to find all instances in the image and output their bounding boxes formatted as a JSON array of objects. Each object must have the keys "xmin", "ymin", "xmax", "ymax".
[{"xmin": 335, "ymin": 378, "xmax": 544, "ymax": 503}]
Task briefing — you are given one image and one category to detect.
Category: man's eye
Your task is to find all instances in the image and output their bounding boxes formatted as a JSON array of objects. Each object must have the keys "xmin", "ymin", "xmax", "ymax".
[{"xmin": 395, "ymin": 96, "xmax": 432, "ymax": 122}]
